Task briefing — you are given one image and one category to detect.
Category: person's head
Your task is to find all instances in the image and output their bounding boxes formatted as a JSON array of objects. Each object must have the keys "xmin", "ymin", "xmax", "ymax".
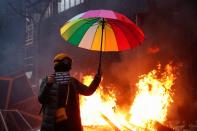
[{"xmin": 53, "ymin": 53, "xmax": 72, "ymax": 72}]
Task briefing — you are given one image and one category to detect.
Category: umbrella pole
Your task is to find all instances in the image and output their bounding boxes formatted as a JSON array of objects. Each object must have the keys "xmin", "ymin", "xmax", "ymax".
[{"xmin": 98, "ymin": 18, "xmax": 105, "ymax": 75}]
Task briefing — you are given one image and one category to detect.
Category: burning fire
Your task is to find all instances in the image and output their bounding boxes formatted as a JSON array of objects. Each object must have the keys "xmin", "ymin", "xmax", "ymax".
[
  {"xmin": 80, "ymin": 75, "xmax": 119, "ymax": 126},
  {"xmin": 80, "ymin": 63, "xmax": 175, "ymax": 131},
  {"xmin": 129, "ymin": 63, "xmax": 175, "ymax": 130}
]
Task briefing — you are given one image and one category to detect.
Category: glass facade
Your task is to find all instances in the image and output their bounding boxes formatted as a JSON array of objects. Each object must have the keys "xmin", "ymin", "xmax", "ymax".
[{"xmin": 58, "ymin": 0, "xmax": 85, "ymax": 13}]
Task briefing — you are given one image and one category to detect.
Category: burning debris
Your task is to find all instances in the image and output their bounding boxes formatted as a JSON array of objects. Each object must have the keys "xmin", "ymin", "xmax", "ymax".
[
  {"xmin": 100, "ymin": 113, "xmax": 121, "ymax": 131},
  {"xmin": 80, "ymin": 63, "xmax": 176, "ymax": 131},
  {"xmin": 154, "ymin": 121, "xmax": 174, "ymax": 131}
]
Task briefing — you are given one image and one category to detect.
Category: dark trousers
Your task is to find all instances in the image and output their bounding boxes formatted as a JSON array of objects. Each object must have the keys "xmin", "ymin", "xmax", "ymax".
[
  {"xmin": 55, "ymin": 120, "xmax": 82, "ymax": 131},
  {"xmin": 55, "ymin": 120, "xmax": 69, "ymax": 131}
]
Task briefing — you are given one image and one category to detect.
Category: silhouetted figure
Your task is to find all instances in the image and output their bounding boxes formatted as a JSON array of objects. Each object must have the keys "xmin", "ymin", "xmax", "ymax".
[{"xmin": 38, "ymin": 53, "xmax": 101, "ymax": 131}]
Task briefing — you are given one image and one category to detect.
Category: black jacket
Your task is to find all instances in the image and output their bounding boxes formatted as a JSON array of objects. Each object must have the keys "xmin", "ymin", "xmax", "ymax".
[{"xmin": 38, "ymin": 75, "xmax": 101, "ymax": 131}]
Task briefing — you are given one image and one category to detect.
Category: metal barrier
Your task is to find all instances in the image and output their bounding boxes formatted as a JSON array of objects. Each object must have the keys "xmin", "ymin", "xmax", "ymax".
[{"xmin": 0, "ymin": 109, "xmax": 33, "ymax": 131}]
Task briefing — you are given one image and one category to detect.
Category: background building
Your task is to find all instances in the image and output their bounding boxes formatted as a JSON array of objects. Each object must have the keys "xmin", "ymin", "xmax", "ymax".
[{"xmin": 24, "ymin": 0, "xmax": 149, "ymax": 92}]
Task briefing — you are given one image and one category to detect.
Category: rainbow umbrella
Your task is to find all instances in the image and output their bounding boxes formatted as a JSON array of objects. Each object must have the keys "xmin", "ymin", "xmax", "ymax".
[{"xmin": 60, "ymin": 10, "xmax": 144, "ymax": 73}]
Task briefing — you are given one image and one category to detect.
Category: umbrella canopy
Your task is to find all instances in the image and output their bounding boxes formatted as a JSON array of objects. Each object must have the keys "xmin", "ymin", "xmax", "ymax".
[{"xmin": 60, "ymin": 10, "xmax": 144, "ymax": 52}]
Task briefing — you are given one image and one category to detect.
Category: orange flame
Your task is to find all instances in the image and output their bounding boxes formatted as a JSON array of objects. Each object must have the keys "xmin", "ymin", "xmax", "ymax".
[
  {"xmin": 80, "ymin": 63, "xmax": 175, "ymax": 130},
  {"xmin": 80, "ymin": 75, "xmax": 117, "ymax": 126},
  {"xmin": 129, "ymin": 63, "xmax": 175, "ymax": 130}
]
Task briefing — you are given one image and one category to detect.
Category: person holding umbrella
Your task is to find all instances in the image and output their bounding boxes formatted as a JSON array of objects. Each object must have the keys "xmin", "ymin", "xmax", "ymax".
[
  {"xmin": 39, "ymin": 9, "xmax": 144, "ymax": 131},
  {"xmin": 38, "ymin": 53, "xmax": 101, "ymax": 131}
]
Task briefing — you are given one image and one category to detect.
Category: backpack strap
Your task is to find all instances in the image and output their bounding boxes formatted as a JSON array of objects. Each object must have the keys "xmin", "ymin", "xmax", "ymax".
[{"xmin": 65, "ymin": 83, "xmax": 70, "ymax": 106}]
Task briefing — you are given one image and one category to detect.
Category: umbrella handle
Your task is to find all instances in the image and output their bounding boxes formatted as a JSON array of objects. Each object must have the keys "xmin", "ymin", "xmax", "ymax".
[
  {"xmin": 97, "ymin": 18, "xmax": 105, "ymax": 75},
  {"xmin": 98, "ymin": 50, "xmax": 102, "ymax": 75}
]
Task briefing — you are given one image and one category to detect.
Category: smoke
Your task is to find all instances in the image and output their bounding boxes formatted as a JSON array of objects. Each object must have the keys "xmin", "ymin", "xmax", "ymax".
[
  {"xmin": 0, "ymin": 1, "xmax": 25, "ymax": 76},
  {"xmin": 103, "ymin": 0, "xmax": 197, "ymax": 121},
  {"xmin": 1, "ymin": 0, "xmax": 196, "ymax": 122},
  {"xmin": 36, "ymin": 1, "xmax": 197, "ymax": 121},
  {"xmin": 0, "ymin": 42, "xmax": 23, "ymax": 75}
]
